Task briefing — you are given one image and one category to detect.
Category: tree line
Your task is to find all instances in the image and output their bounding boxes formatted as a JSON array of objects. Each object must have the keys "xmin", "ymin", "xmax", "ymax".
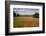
[{"xmin": 13, "ymin": 11, "xmax": 39, "ymax": 18}]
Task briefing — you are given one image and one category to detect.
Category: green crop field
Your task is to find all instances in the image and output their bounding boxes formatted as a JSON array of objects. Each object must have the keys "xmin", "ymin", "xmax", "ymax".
[{"xmin": 13, "ymin": 16, "xmax": 39, "ymax": 28}]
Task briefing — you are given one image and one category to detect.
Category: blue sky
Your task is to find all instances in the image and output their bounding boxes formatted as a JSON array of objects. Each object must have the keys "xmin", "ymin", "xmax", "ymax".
[{"xmin": 13, "ymin": 8, "xmax": 39, "ymax": 15}]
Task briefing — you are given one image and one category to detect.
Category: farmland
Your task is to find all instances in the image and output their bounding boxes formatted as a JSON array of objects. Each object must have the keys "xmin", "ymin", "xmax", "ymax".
[{"xmin": 13, "ymin": 16, "xmax": 39, "ymax": 28}]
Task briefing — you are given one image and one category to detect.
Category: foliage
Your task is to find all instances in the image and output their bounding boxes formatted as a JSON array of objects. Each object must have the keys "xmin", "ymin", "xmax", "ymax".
[{"xmin": 33, "ymin": 13, "xmax": 39, "ymax": 18}]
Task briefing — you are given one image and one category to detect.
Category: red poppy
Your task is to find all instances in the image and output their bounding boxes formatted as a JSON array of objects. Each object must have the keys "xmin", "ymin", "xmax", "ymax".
[{"xmin": 23, "ymin": 19, "xmax": 32, "ymax": 24}]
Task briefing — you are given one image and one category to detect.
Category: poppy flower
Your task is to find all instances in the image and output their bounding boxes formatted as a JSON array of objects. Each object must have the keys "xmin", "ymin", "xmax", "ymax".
[{"xmin": 23, "ymin": 19, "xmax": 32, "ymax": 24}]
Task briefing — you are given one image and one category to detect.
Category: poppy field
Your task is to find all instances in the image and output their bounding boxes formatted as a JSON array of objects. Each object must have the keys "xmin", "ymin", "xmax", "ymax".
[{"xmin": 13, "ymin": 16, "xmax": 39, "ymax": 28}]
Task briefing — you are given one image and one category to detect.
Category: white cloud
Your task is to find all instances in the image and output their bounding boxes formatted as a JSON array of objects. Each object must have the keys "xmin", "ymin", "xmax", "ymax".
[{"xmin": 13, "ymin": 8, "xmax": 39, "ymax": 15}]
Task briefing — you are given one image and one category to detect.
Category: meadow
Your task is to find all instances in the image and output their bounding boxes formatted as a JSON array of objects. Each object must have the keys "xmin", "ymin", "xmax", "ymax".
[{"xmin": 13, "ymin": 16, "xmax": 39, "ymax": 28}]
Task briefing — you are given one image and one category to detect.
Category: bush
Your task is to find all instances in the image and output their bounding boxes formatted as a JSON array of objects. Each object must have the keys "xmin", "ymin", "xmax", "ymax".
[{"xmin": 17, "ymin": 14, "xmax": 20, "ymax": 16}]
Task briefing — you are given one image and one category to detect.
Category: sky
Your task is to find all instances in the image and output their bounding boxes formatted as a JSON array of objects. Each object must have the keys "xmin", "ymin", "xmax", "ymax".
[{"xmin": 13, "ymin": 8, "xmax": 39, "ymax": 15}]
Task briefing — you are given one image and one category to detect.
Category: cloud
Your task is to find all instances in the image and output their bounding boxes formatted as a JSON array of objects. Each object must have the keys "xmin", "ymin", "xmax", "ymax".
[{"xmin": 13, "ymin": 8, "xmax": 39, "ymax": 15}]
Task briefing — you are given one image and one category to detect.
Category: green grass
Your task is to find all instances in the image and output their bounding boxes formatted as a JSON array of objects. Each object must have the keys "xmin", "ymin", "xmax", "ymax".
[{"xmin": 13, "ymin": 16, "xmax": 39, "ymax": 28}]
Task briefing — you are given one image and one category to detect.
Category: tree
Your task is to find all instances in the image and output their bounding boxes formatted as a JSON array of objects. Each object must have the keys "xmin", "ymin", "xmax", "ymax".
[
  {"xmin": 33, "ymin": 13, "xmax": 39, "ymax": 18},
  {"xmin": 13, "ymin": 11, "xmax": 16, "ymax": 16}
]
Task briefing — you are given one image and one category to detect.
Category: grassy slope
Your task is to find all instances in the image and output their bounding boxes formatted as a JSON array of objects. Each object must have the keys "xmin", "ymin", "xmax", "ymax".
[{"xmin": 13, "ymin": 16, "xmax": 39, "ymax": 28}]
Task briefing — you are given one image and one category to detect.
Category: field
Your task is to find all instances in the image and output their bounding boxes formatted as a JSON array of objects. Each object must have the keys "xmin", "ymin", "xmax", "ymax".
[{"xmin": 13, "ymin": 16, "xmax": 39, "ymax": 28}]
